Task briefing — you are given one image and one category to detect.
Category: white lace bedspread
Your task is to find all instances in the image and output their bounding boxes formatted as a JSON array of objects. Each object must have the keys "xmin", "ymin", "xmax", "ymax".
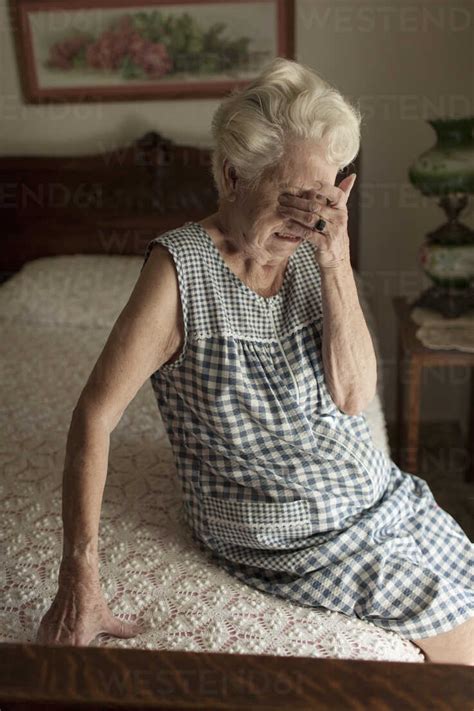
[{"xmin": 0, "ymin": 255, "xmax": 424, "ymax": 662}]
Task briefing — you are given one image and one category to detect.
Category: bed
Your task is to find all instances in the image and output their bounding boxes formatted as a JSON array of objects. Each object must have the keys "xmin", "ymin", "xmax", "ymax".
[{"xmin": 1, "ymin": 133, "xmax": 472, "ymax": 710}]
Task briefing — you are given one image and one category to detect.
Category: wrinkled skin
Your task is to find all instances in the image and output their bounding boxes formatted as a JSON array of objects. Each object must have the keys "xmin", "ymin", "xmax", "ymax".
[
  {"xmin": 35, "ymin": 557, "xmax": 144, "ymax": 646},
  {"xmin": 207, "ymin": 138, "xmax": 357, "ymax": 296}
]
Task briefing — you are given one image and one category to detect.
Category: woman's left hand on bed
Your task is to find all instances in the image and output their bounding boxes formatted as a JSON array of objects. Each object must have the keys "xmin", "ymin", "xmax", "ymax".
[{"xmin": 277, "ymin": 173, "xmax": 357, "ymax": 269}]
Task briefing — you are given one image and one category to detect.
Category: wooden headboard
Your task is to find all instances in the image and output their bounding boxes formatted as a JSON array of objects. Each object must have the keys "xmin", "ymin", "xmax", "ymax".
[{"xmin": 0, "ymin": 131, "xmax": 361, "ymax": 278}]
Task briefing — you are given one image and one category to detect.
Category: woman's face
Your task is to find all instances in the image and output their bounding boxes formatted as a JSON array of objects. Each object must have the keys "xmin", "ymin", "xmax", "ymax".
[{"xmin": 227, "ymin": 139, "xmax": 340, "ymax": 266}]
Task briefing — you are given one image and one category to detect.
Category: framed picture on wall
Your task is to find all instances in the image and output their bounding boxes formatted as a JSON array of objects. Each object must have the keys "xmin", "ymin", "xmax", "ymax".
[{"xmin": 11, "ymin": 0, "xmax": 295, "ymax": 102}]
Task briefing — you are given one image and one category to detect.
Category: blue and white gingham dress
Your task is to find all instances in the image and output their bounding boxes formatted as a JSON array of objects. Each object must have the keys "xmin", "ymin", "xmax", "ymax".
[{"xmin": 142, "ymin": 221, "xmax": 474, "ymax": 640}]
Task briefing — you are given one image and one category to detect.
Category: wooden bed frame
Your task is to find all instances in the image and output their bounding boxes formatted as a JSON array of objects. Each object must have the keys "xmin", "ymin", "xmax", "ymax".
[
  {"xmin": 1, "ymin": 133, "xmax": 472, "ymax": 710},
  {"xmin": 0, "ymin": 130, "xmax": 360, "ymax": 276}
]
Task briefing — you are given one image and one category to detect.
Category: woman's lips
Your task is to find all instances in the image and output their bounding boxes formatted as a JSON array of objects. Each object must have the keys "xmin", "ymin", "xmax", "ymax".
[{"xmin": 273, "ymin": 232, "xmax": 302, "ymax": 242}]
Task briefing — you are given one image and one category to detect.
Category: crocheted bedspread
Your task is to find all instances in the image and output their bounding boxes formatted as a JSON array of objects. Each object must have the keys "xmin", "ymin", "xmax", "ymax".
[{"xmin": 0, "ymin": 255, "xmax": 424, "ymax": 662}]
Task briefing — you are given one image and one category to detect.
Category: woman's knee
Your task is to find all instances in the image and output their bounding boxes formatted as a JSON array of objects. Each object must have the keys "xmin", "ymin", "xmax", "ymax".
[{"xmin": 411, "ymin": 616, "xmax": 474, "ymax": 665}]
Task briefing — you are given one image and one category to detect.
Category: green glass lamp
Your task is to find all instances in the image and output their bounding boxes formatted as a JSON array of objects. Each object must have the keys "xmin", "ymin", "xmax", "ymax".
[{"xmin": 408, "ymin": 116, "xmax": 474, "ymax": 317}]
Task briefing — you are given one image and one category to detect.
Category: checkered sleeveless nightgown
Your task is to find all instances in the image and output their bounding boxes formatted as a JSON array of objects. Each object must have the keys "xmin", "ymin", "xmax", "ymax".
[{"xmin": 142, "ymin": 221, "xmax": 474, "ymax": 640}]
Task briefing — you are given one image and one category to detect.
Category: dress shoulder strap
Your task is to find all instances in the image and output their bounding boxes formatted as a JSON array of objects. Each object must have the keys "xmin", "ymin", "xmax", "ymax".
[{"xmin": 141, "ymin": 223, "xmax": 226, "ymax": 349}]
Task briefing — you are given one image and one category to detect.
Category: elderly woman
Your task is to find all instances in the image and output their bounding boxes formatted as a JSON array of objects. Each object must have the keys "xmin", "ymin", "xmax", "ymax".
[{"xmin": 36, "ymin": 58, "xmax": 473, "ymax": 664}]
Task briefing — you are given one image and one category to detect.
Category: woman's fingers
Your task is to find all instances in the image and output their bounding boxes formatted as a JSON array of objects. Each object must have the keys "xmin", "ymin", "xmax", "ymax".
[
  {"xmin": 279, "ymin": 186, "xmax": 340, "ymax": 209},
  {"xmin": 278, "ymin": 191, "xmax": 326, "ymax": 213},
  {"xmin": 101, "ymin": 612, "xmax": 145, "ymax": 639},
  {"xmin": 35, "ymin": 621, "xmax": 49, "ymax": 644},
  {"xmin": 337, "ymin": 173, "xmax": 357, "ymax": 201},
  {"xmin": 278, "ymin": 202, "xmax": 333, "ymax": 227},
  {"xmin": 35, "ymin": 618, "xmax": 89, "ymax": 646},
  {"xmin": 277, "ymin": 183, "xmax": 350, "ymax": 235},
  {"xmin": 38, "ymin": 613, "xmax": 143, "ymax": 646},
  {"xmin": 35, "ymin": 581, "xmax": 146, "ymax": 647},
  {"xmin": 279, "ymin": 174, "xmax": 356, "ymax": 210}
]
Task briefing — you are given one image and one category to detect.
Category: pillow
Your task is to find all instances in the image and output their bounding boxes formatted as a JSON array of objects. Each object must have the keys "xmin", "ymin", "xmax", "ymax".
[{"xmin": 0, "ymin": 254, "xmax": 143, "ymax": 328}]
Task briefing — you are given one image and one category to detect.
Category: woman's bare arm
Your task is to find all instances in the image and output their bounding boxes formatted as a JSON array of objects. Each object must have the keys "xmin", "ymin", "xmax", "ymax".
[
  {"xmin": 320, "ymin": 260, "xmax": 377, "ymax": 416},
  {"xmin": 61, "ymin": 244, "xmax": 183, "ymax": 563},
  {"xmin": 36, "ymin": 244, "xmax": 183, "ymax": 645}
]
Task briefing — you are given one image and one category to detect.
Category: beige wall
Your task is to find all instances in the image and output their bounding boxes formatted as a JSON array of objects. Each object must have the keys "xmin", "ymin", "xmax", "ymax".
[
  {"xmin": 1, "ymin": 0, "xmax": 472, "ymax": 432},
  {"xmin": 298, "ymin": 0, "xmax": 473, "ymax": 436}
]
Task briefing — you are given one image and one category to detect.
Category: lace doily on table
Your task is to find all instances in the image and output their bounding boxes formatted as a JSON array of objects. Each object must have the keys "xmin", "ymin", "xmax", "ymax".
[
  {"xmin": 0, "ymin": 320, "xmax": 424, "ymax": 662},
  {"xmin": 411, "ymin": 306, "xmax": 474, "ymax": 353}
]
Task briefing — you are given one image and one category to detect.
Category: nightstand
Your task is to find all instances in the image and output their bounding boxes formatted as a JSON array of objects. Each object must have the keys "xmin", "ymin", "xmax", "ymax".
[{"xmin": 393, "ymin": 296, "xmax": 474, "ymax": 483}]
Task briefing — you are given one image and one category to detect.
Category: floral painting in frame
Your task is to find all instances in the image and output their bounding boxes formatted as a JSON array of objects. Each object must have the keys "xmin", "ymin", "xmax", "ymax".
[{"xmin": 12, "ymin": 0, "xmax": 295, "ymax": 102}]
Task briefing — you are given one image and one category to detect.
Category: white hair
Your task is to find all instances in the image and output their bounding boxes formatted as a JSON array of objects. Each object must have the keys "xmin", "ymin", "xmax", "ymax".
[{"xmin": 210, "ymin": 57, "xmax": 362, "ymax": 196}]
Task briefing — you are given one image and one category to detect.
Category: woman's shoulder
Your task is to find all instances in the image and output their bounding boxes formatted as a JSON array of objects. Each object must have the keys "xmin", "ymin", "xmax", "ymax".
[
  {"xmin": 143, "ymin": 222, "xmax": 210, "ymax": 265},
  {"xmin": 148, "ymin": 221, "xmax": 206, "ymax": 247}
]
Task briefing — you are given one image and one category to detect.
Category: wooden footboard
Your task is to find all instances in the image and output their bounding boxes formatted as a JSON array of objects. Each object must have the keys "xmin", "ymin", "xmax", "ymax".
[{"xmin": 0, "ymin": 642, "xmax": 473, "ymax": 710}]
